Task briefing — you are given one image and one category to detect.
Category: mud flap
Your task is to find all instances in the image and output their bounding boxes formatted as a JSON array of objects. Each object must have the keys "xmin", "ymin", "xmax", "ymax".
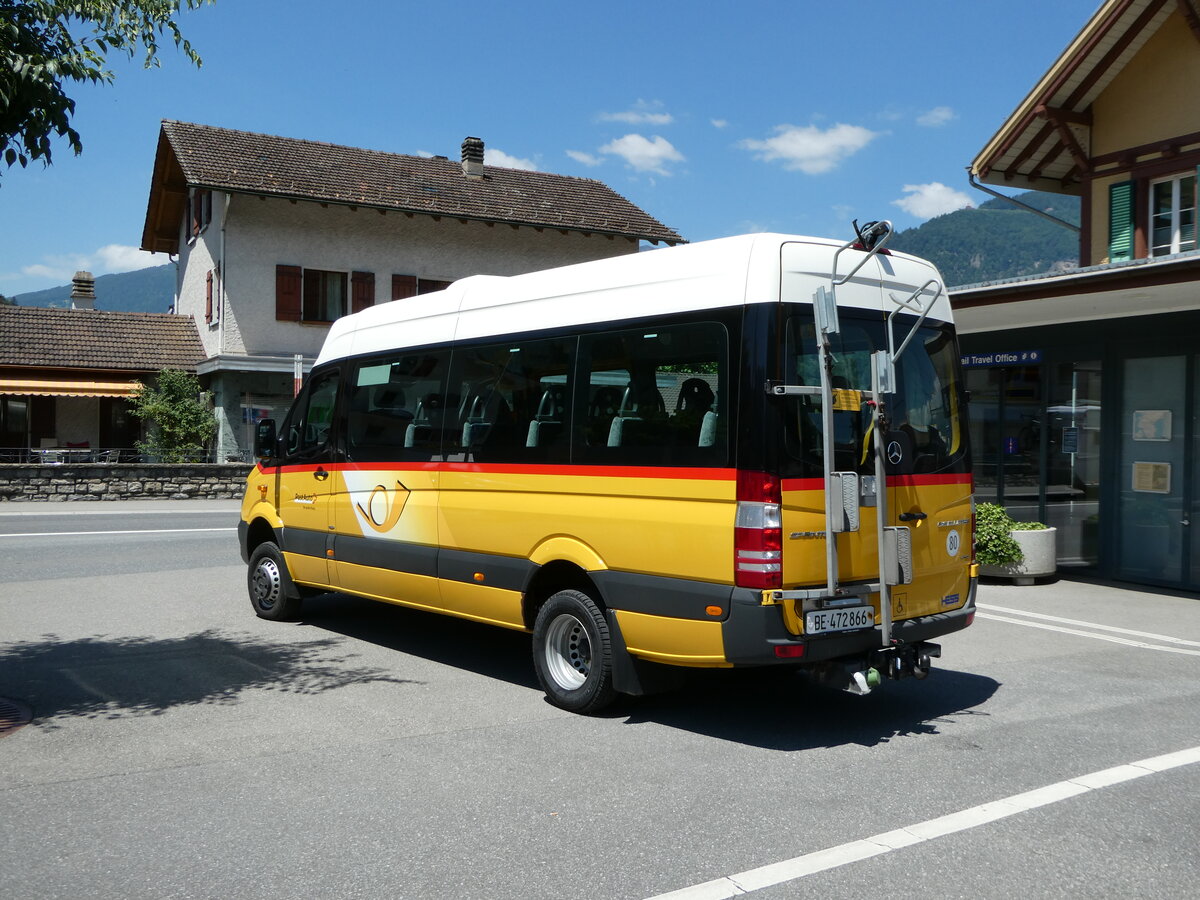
[{"xmin": 605, "ymin": 610, "xmax": 687, "ymax": 697}]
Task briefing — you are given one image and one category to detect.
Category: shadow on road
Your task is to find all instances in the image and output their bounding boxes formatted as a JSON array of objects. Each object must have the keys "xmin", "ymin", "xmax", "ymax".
[
  {"xmin": 0, "ymin": 628, "xmax": 417, "ymax": 728},
  {"xmin": 297, "ymin": 592, "xmax": 539, "ymax": 690},
  {"xmin": 620, "ymin": 666, "xmax": 1000, "ymax": 750},
  {"xmin": 298, "ymin": 593, "xmax": 999, "ymax": 749}
]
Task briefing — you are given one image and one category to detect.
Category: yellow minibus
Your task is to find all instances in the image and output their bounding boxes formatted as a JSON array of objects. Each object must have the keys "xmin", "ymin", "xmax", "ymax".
[{"xmin": 240, "ymin": 225, "xmax": 976, "ymax": 712}]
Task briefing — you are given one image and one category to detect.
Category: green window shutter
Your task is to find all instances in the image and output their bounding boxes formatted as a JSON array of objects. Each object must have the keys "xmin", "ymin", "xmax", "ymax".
[{"xmin": 1108, "ymin": 180, "xmax": 1136, "ymax": 261}]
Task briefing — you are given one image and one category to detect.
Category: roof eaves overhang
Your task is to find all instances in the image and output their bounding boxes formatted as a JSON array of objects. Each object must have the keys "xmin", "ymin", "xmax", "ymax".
[
  {"xmin": 190, "ymin": 183, "xmax": 685, "ymax": 246},
  {"xmin": 970, "ymin": 0, "xmax": 1170, "ymax": 195},
  {"xmin": 140, "ymin": 127, "xmax": 188, "ymax": 255},
  {"xmin": 950, "ymin": 251, "xmax": 1200, "ymax": 332}
]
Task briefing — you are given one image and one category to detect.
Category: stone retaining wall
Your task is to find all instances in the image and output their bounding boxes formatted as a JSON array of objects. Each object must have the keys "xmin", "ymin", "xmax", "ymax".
[{"xmin": 0, "ymin": 463, "xmax": 254, "ymax": 502}]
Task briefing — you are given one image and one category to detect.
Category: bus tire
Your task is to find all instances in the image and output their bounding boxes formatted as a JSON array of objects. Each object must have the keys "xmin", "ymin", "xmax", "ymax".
[
  {"xmin": 248, "ymin": 541, "xmax": 302, "ymax": 621},
  {"xmin": 532, "ymin": 589, "xmax": 618, "ymax": 714}
]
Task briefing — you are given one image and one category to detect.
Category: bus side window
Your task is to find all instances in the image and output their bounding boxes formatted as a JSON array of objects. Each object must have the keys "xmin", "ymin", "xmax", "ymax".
[
  {"xmin": 284, "ymin": 369, "xmax": 341, "ymax": 462},
  {"xmin": 578, "ymin": 322, "xmax": 728, "ymax": 467},
  {"xmin": 344, "ymin": 352, "xmax": 449, "ymax": 463},
  {"xmin": 446, "ymin": 336, "xmax": 574, "ymax": 464}
]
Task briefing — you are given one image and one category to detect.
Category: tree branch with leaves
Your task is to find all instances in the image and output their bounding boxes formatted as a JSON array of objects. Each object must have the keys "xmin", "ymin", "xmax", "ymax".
[
  {"xmin": 132, "ymin": 368, "xmax": 217, "ymax": 462},
  {"xmin": 0, "ymin": 0, "xmax": 212, "ymax": 176}
]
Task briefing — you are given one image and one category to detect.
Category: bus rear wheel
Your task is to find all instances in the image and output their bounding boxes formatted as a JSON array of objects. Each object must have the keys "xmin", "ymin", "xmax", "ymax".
[
  {"xmin": 532, "ymin": 589, "xmax": 617, "ymax": 714},
  {"xmin": 248, "ymin": 541, "xmax": 302, "ymax": 621}
]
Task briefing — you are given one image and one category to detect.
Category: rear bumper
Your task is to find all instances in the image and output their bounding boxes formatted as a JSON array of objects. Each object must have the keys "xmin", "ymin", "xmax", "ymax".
[{"xmin": 721, "ymin": 577, "xmax": 977, "ymax": 666}]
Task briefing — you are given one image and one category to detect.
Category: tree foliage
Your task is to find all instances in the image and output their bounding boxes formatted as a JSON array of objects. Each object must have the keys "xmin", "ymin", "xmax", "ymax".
[
  {"xmin": 131, "ymin": 368, "xmax": 217, "ymax": 462},
  {"xmin": 1, "ymin": 1, "xmax": 212, "ymax": 176}
]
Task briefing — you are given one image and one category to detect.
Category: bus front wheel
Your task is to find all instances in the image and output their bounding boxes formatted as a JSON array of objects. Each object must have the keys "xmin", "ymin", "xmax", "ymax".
[
  {"xmin": 532, "ymin": 590, "xmax": 617, "ymax": 713},
  {"xmin": 248, "ymin": 541, "xmax": 302, "ymax": 621}
]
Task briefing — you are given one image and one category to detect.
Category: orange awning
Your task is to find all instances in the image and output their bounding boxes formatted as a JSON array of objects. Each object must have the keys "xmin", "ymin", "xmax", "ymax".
[{"xmin": 0, "ymin": 378, "xmax": 142, "ymax": 398}]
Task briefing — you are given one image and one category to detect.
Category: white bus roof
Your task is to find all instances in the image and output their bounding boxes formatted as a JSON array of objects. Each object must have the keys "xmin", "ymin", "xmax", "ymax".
[{"xmin": 316, "ymin": 232, "xmax": 952, "ymax": 366}]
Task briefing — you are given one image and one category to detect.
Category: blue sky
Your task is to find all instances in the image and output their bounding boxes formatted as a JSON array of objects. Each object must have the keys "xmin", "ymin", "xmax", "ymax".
[{"xmin": 0, "ymin": 0, "xmax": 1100, "ymax": 297}]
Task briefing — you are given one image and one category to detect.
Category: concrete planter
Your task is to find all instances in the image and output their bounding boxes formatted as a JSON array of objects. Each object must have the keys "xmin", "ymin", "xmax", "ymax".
[{"xmin": 979, "ymin": 527, "xmax": 1057, "ymax": 584}]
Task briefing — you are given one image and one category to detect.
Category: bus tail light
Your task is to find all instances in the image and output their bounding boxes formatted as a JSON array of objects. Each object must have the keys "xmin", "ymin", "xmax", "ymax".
[{"xmin": 735, "ymin": 470, "xmax": 782, "ymax": 589}]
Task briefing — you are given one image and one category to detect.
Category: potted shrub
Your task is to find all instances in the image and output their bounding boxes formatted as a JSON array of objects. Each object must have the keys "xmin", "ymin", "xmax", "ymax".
[{"xmin": 975, "ymin": 502, "xmax": 1057, "ymax": 584}]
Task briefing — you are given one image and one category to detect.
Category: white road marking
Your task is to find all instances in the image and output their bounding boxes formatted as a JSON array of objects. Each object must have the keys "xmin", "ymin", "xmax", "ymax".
[
  {"xmin": 975, "ymin": 611, "xmax": 1200, "ymax": 657},
  {"xmin": 646, "ymin": 745, "xmax": 1200, "ymax": 899},
  {"xmin": 0, "ymin": 527, "xmax": 235, "ymax": 538},
  {"xmin": 0, "ymin": 508, "xmax": 235, "ymax": 517},
  {"xmin": 977, "ymin": 602, "xmax": 1200, "ymax": 648}
]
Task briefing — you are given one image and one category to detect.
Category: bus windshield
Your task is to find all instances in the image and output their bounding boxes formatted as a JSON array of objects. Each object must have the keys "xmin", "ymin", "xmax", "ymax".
[{"xmin": 783, "ymin": 311, "xmax": 968, "ymax": 478}]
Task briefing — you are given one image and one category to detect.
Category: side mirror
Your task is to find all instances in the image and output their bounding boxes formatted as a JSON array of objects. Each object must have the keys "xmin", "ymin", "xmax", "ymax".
[{"xmin": 254, "ymin": 418, "xmax": 278, "ymax": 462}]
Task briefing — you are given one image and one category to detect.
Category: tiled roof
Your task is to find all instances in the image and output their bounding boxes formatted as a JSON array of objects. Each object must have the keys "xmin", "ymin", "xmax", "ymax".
[
  {"xmin": 0, "ymin": 305, "xmax": 205, "ymax": 371},
  {"xmin": 143, "ymin": 121, "xmax": 684, "ymax": 253}
]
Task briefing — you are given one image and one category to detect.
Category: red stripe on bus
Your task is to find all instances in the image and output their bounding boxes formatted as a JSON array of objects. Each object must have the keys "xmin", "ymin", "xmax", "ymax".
[
  {"xmin": 783, "ymin": 472, "xmax": 972, "ymax": 491},
  {"xmin": 262, "ymin": 461, "xmax": 737, "ymax": 481}
]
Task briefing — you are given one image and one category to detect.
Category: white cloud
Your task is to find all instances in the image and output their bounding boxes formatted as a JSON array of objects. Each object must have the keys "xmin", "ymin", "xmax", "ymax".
[
  {"xmin": 917, "ymin": 106, "xmax": 956, "ymax": 127},
  {"xmin": 95, "ymin": 244, "xmax": 159, "ymax": 272},
  {"xmin": 566, "ymin": 149, "xmax": 603, "ymax": 167},
  {"xmin": 486, "ymin": 148, "xmax": 538, "ymax": 171},
  {"xmin": 599, "ymin": 134, "xmax": 684, "ymax": 176},
  {"xmin": 892, "ymin": 182, "xmax": 973, "ymax": 219},
  {"xmin": 599, "ymin": 99, "xmax": 673, "ymax": 126},
  {"xmin": 739, "ymin": 123, "xmax": 880, "ymax": 174},
  {"xmin": 18, "ymin": 244, "xmax": 161, "ymax": 285},
  {"xmin": 711, "ymin": 118, "xmax": 729, "ymax": 129}
]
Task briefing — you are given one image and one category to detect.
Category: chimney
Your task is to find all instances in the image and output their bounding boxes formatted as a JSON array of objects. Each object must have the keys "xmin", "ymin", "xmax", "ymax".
[
  {"xmin": 70, "ymin": 271, "xmax": 96, "ymax": 310},
  {"xmin": 461, "ymin": 136, "xmax": 485, "ymax": 179}
]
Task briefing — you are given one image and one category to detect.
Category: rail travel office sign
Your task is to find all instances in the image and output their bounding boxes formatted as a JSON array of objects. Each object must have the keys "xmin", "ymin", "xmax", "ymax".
[{"xmin": 960, "ymin": 349, "xmax": 1042, "ymax": 368}]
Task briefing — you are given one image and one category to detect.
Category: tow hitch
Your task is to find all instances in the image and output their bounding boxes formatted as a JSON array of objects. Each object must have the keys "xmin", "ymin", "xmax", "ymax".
[{"xmin": 826, "ymin": 641, "xmax": 942, "ymax": 695}]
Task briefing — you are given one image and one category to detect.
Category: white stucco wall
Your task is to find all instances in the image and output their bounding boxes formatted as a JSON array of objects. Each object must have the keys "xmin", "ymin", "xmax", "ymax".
[
  {"xmin": 218, "ymin": 195, "xmax": 641, "ymax": 358},
  {"xmin": 175, "ymin": 193, "xmax": 223, "ymax": 359}
]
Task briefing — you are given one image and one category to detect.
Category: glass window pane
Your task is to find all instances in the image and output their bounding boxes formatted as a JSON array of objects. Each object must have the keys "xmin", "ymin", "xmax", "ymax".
[
  {"xmin": 444, "ymin": 337, "xmax": 575, "ymax": 464},
  {"xmin": 344, "ymin": 352, "xmax": 449, "ymax": 463},
  {"xmin": 577, "ymin": 322, "xmax": 728, "ymax": 467},
  {"xmin": 1045, "ymin": 361, "xmax": 1102, "ymax": 568}
]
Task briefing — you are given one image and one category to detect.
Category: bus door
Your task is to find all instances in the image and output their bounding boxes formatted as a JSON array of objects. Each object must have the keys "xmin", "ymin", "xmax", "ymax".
[
  {"xmin": 332, "ymin": 352, "xmax": 449, "ymax": 609},
  {"xmin": 779, "ymin": 294, "xmax": 885, "ymax": 592},
  {"xmin": 884, "ymin": 322, "xmax": 973, "ymax": 621},
  {"xmin": 276, "ymin": 367, "xmax": 342, "ymax": 590}
]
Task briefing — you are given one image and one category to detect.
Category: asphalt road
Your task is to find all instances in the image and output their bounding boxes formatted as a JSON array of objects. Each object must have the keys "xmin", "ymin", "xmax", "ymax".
[{"xmin": 1, "ymin": 501, "xmax": 1198, "ymax": 899}]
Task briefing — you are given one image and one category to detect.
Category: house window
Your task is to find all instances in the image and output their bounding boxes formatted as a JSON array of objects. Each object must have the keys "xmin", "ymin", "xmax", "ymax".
[
  {"xmin": 186, "ymin": 188, "xmax": 213, "ymax": 242},
  {"xmin": 392, "ymin": 274, "xmax": 453, "ymax": 300},
  {"xmin": 1150, "ymin": 172, "xmax": 1197, "ymax": 257},
  {"xmin": 303, "ymin": 269, "xmax": 347, "ymax": 322},
  {"xmin": 276, "ymin": 267, "xmax": 372, "ymax": 322}
]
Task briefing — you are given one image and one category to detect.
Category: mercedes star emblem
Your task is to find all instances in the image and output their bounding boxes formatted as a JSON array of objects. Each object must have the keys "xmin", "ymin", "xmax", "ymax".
[{"xmin": 887, "ymin": 441, "xmax": 904, "ymax": 465}]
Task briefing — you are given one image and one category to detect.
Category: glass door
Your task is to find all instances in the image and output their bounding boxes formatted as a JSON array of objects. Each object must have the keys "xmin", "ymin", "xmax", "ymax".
[{"xmin": 1116, "ymin": 355, "xmax": 1194, "ymax": 586}]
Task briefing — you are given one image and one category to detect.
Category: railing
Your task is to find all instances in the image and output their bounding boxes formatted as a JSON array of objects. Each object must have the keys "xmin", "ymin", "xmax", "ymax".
[{"xmin": 0, "ymin": 448, "xmax": 223, "ymax": 465}]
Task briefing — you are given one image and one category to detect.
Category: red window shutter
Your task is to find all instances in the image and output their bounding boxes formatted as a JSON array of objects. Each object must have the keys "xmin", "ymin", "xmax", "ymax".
[
  {"xmin": 391, "ymin": 274, "xmax": 417, "ymax": 300},
  {"xmin": 418, "ymin": 279, "xmax": 452, "ymax": 294},
  {"xmin": 351, "ymin": 271, "xmax": 375, "ymax": 313},
  {"xmin": 276, "ymin": 265, "xmax": 302, "ymax": 321},
  {"xmin": 205, "ymin": 270, "xmax": 213, "ymax": 323}
]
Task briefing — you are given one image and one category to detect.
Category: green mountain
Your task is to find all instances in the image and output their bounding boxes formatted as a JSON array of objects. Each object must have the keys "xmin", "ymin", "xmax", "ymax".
[
  {"xmin": 11, "ymin": 264, "xmax": 175, "ymax": 313},
  {"xmin": 889, "ymin": 190, "xmax": 1082, "ymax": 287}
]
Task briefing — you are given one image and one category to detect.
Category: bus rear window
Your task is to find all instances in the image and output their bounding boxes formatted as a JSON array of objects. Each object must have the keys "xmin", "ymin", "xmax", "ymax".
[{"xmin": 784, "ymin": 314, "xmax": 967, "ymax": 478}]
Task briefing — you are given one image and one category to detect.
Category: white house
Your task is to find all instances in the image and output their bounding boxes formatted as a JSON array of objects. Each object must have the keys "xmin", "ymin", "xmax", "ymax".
[{"xmin": 140, "ymin": 122, "xmax": 683, "ymax": 459}]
